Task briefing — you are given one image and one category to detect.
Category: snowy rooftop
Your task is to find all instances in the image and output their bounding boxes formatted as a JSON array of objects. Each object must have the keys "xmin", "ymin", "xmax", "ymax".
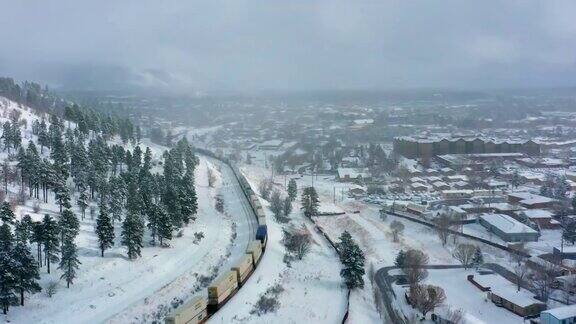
[
  {"xmin": 473, "ymin": 274, "xmax": 542, "ymax": 308},
  {"xmin": 522, "ymin": 209, "xmax": 554, "ymax": 219},
  {"xmin": 542, "ymin": 304, "xmax": 576, "ymax": 320},
  {"xmin": 480, "ymin": 213, "xmax": 538, "ymax": 234},
  {"xmin": 337, "ymin": 168, "xmax": 369, "ymax": 178}
]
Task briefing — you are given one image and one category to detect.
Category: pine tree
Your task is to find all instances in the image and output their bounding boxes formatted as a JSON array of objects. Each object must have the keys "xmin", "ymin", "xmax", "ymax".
[
  {"xmin": 26, "ymin": 143, "xmax": 41, "ymax": 198},
  {"xmin": 338, "ymin": 231, "xmax": 365, "ymax": 289},
  {"xmin": 77, "ymin": 187, "xmax": 89, "ymax": 220},
  {"xmin": 156, "ymin": 204, "xmax": 172, "ymax": 246},
  {"xmin": 0, "ymin": 202, "xmax": 15, "ymax": 224},
  {"xmin": 59, "ymin": 236, "xmax": 80, "ymax": 288},
  {"xmin": 178, "ymin": 171, "xmax": 197, "ymax": 224},
  {"xmin": 1, "ymin": 121, "xmax": 13, "ymax": 152},
  {"xmin": 122, "ymin": 209, "xmax": 144, "ymax": 259},
  {"xmin": 37, "ymin": 119, "xmax": 49, "ymax": 153},
  {"xmin": 0, "ymin": 224, "xmax": 17, "ymax": 314},
  {"xmin": 54, "ymin": 178, "xmax": 71, "ymax": 212},
  {"xmin": 283, "ymin": 196, "xmax": 292, "ymax": 217},
  {"xmin": 395, "ymin": 250, "xmax": 406, "ymax": 268},
  {"xmin": 41, "ymin": 214, "xmax": 60, "ymax": 274},
  {"xmin": 12, "ymin": 241, "xmax": 41, "ymax": 305},
  {"xmin": 31, "ymin": 222, "xmax": 44, "ymax": 267},
  {"xmin": 96, "ymin": 201, "xmax": 115, "ymax": 257},
  {"xmin": 288, "ymin": 179, "xmax": 297, "ymax": 201},
  {"xmin": 59, "ymin": 209, "xmax": 79, "ymax": 243},
  {"xmin": 109, "ymin": 176, "xmax": 126, "ymax": 223},
  {"xmin": 15, "ymin": 215, "xmax": 33, "ymax": 243},
  {"xmin": 300, "ymin": 186, "xmax": 319, "ymax": 217}
]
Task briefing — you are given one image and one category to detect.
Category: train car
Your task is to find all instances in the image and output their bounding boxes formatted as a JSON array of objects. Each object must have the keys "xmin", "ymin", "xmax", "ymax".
[
  {"xmin": 257, "ymin": 215, "xmax": 266, "ymax": 226},
  {"xmin": 207, "ymin": 271, "xmax": 238, "ymax": 312},
  {"xmin": 246, "ymin": 240, "xmax": 263, "ymax": 266},
  {"xmin": 231, "ymin": 254, "xmax": 254, "ymax": 286},
  {"xmin": 165, "ymin": 296, "xmax": 208, "ymax": 324},
  {"xmin": 256, "ymin": 225, "xmax": 267, "ymax": 247}
]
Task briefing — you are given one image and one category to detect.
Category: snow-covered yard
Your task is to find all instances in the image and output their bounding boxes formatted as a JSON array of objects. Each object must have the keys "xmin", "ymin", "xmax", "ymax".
[{"xmin": 392, "ymin": 268, "xmax": 534, "ymax": 323}]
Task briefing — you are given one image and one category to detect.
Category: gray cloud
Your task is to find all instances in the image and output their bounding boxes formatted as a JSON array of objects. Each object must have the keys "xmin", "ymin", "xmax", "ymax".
[{"xmin": 1, "ymin": 0, "xmax": 575, "ymax": 93}]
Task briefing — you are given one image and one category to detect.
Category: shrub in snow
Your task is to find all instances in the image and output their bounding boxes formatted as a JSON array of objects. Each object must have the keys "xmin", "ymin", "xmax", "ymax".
[
  {"xmin": 250, "ymin": 284, "xmax": 284, "ymax": 316},
  {"xmin": 45, "ymin": 280, "xmax": 59, "ymax": 298},
  {"xmin": 193, "ymin": 231, "xmax": 205, "ymax": 244}
]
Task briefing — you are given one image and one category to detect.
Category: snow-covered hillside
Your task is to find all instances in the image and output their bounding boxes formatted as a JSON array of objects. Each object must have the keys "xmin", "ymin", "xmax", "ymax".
[{"xmin": 0, "ymin": 97, "xmax": 254, "ymax": 323}]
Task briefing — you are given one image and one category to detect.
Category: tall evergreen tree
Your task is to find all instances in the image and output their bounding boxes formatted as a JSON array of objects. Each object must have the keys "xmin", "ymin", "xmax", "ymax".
[
  {"xmin": 178, "ymin": 171, "xmax": 197, "ymax": 224},
  {"xmin": 121, "ymin": 209, "xmax": 144, "ymax": 260},
  {"xmin": 154, "ymin": 204, "xmax": 172, "ymax": 246},
  {"xmin": 12, "ymin": 241, "xmax": 41, "ymax": 305},
  {"xmin": 0, "ymin": 202, "xmax": 15, "ymax": 224},
  {"xmin": 59, "ymin": 236, "xmax": 80, "ymax": 288},
  {"xmin": 15, "ymin": 215, "xmax": 34, "ymax": 243},
  {"xmin": 0, "ymin": 224, "xmax": 17, "ymax": 314},
  {"xmin": 41, "ymin": 214, "xmax": 60, "ymax": 274},
  {"xmin": 37, "ymin": 119, "xmax": 49, "ymax": 153},
  {"xmin": 287, "ymin": 179, "xmax": 297, "ymax": 201},
  {"xmin": 59, "ymin": 209, "xmax": 79, "ymax": 243},
  {"xmin": 54, "ymin": 178, "xmax": 71, "ymax": 212},
  {"xmin": 31, "ymin": 222, "xmax": 44, "ymax": 267},
  {"xmin": 77, "ymin": 187, "xmax": 89, "ymax": 220},
  {"xmin": 337, "ymin": 231, "xmax": 365, "ymax": 289},
  {"xmin": 96, "ymin": 200, "xmax": 115, "ymax": 257},
  {"xmin": 300, "ymin": 186, "xmax": 320, "ymax": 217}
]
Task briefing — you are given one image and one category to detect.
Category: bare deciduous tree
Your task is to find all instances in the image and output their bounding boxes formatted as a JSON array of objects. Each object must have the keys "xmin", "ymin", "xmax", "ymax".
[
  {"xmin": 282, "ymin": 225, "xmax": 312, "ymax": 260},
  {"xmin": 410, "ymin": 284, "xmax": 446, "ymax": 317},
  {"xmin": 530, "ymin": 263, "xmax": 559, "ymax": 302},
  {"xmin": 390, "ymin": 220, "xmax": 405, "ymax": 242},
  {"xmin": 444, "ymin": 307, "xmax": 464, "ymax": 324},
  {"xmin": 404, "ymin": 249, "xmax": 429, "ymax": 290},
  {"xmin": 509, "ymin": 243, "xmax": 529, "ymax": 266},
  {"xmin": 513, "ymin": 262, "xmax": 529, "ymax": 292},
  {"xmin": 453, "ymin": 243, "xmax": 476, "ymax": 269},
  {"xmin": 434, "ymin": 212, "xmax": 451, "ymax": 246}
]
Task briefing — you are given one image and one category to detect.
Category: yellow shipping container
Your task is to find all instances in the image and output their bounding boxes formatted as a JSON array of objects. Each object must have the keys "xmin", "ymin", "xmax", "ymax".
[
  {"xmin": 231, "ymin": 255, "xmax": 254, "ymax": 283},
  {"xmin": 246, "ymin": 240, "xmax": 262, "ymax": 265},
  {"xmin": 208, "ymin": 271, "xmax": 238, "ymax": 305},
  {"xmin": 165, "ymin": 296, "xmax": 207, "ymax": 324}
]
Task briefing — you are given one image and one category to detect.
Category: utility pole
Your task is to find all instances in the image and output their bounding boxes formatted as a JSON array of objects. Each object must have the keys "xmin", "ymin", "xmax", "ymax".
[{"xmin": 333, "ymin": 186, "xmax": 336, "ymax": 204}]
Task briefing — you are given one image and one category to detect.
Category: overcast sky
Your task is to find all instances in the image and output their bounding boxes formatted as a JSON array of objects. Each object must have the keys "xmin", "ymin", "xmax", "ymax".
[{"xmin": 1, "ymin": 0, "xmax": 575, "ymax": 93}]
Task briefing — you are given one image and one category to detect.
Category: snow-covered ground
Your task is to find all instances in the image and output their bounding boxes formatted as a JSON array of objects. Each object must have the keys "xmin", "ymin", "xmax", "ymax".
[
  {"xmin": 6, "ymin": 157, "xmax": 242, "ymax": 323},
  {"xmin": 392, "ymin": 268, "xmax": 533, "ymax": 323}
]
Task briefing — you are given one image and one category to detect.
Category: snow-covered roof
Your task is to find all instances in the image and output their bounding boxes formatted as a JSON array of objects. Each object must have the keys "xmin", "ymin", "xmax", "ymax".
[
  {"xmin": 522, "ymin": 209, "xmax": 553, "ymax": 219},
  {"xmin": 480, "ymin": 213, "xmax": 538, "ymax": 235},
  {"xmin": 520, "ymin": 196, "xmax": 555, "ymax": 206},
  {"xmin": 542, "ymin": 304, "xmax": 576, "ymax": 320},
  {"xmin": 337, "ymin": 168, "xmax": 369, "ymax": 179}
]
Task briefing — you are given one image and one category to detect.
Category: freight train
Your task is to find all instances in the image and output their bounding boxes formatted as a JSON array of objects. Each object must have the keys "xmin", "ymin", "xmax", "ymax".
[{"xmin": 165, "ymin": 158, "xmax": 267, "ymax": 324}]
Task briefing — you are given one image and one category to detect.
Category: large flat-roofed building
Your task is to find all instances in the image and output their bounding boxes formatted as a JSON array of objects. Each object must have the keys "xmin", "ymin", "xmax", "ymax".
[
  {"xmin": 479, "ymin": 213, "xmax": 539, "ymax": 242},
  {"xmin": 393, "ymin": 136, "xmax": 541, "ymax": 158}
]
